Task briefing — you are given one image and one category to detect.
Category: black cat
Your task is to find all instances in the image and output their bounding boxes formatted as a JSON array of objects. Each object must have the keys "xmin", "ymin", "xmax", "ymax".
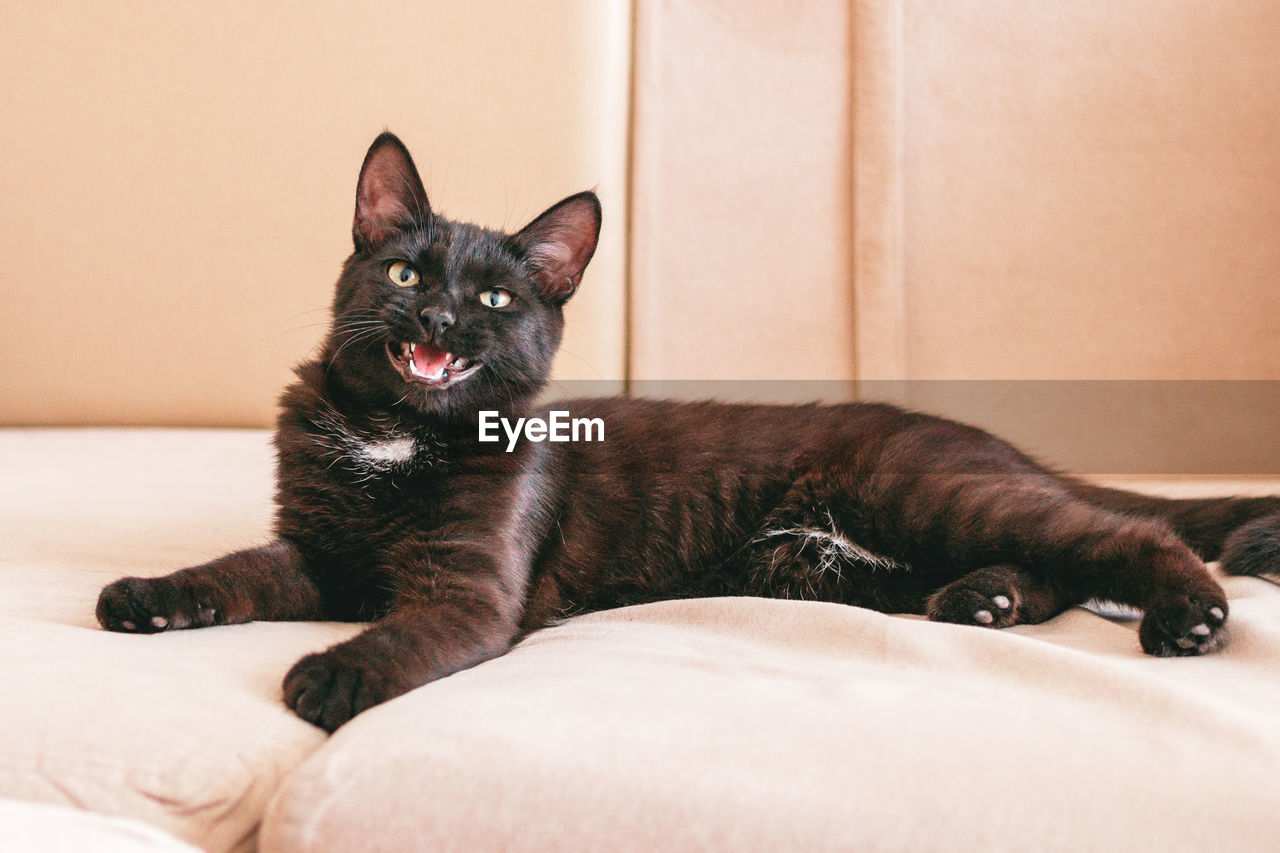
[{"xmin": 98, "ymin": 133, "xmax": 1280, "ymax": 732}]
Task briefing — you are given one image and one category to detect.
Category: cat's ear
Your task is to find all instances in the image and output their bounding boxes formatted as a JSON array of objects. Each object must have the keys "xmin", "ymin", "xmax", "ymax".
[
  {"xmin": 509, "ymin": 192, "xmax": 602, "ymax": 305},
  {"xmin": 352, "ymin": 132, "xmax": 431, "ymax": 251}
]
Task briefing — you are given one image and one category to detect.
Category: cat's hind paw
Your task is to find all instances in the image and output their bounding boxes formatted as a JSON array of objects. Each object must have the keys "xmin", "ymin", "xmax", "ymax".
[
  {"xmin": 927, "ymin": 574, "xmax": 1019, "ymax": 629},
  {"xmin": 1139, "ymin": 593, "xmax": 1229, "ymax": 657}
]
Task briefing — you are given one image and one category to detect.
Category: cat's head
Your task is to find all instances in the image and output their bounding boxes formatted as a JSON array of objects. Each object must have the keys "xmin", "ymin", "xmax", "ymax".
[{"xmin": 320, "ymin": 132, "xmax": 600, "ymax": 421}]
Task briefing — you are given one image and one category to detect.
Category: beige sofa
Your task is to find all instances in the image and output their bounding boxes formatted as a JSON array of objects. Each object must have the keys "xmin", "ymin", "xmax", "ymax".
[
  {"xmin": 4, "ymin": 428, "xmax": 1280, "ymax": 851},
  {"xmin": 6, "ymin": 1, "xmax": 1280, "ymax": 850}
]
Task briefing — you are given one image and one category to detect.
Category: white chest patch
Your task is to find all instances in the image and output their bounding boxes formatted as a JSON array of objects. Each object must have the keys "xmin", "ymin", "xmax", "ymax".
[
  {"xmin": 308, "ymin": 404, "xmax": 441, "ymax": 481},
  {"xmin": 357, "ymin": 436, "xmax": 417, "ymax": 468}
]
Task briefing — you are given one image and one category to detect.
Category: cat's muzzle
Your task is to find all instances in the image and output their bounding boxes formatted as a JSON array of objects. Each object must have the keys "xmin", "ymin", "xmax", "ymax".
[{"xmin": 386, "ymin": 340, "xmax": 482, "ymax": 390}]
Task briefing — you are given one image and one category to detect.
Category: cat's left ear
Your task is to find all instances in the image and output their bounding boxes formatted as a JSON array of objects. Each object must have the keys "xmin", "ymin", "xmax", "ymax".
[
  {"xmin": 509, "ymin": 192, "xmax": 602, "ymax": 305},
  {"xmin": 353, "ymin": 132, "xmax": 432, "ymax": 251}
]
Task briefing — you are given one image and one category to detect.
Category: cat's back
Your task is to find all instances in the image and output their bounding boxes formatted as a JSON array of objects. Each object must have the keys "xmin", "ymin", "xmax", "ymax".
[{"xmin": 540, "ymin": 395, "xmax": 911, "ymax": 472}]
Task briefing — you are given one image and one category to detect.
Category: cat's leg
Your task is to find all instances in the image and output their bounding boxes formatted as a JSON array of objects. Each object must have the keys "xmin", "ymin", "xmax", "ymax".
[
  {"xmin": 733, "ymin": 474, "xmax": 932, "ymax": 613},
  {"xmin": 97, "ymin": 539, "xmax": 324, "ymax": 633},
  {"xmin": 1103, "ymin": 530, "xmax": 1229, "ymax": 657},
  {"xmin": 926, "ymin": 565, "xmax": 1071, "ymax": 629},
  {"xmin": 916, "ymin": 482, "xmax": 1230, "ymax": 656},
  {"xmin": 282, "ymin": 570, "xmax": 520, "ymax": 731}
]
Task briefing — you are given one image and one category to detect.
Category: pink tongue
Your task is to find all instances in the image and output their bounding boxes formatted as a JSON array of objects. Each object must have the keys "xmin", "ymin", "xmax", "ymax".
[{"xmin": 412, "ymin": 343, "xmax": 451, "ymax": 377}]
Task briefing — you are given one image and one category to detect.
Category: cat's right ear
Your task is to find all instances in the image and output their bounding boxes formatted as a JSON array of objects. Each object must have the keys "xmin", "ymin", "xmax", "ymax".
[{"xmin": 352, "ymin": 132, "xmax": 431, "ymax": 251}]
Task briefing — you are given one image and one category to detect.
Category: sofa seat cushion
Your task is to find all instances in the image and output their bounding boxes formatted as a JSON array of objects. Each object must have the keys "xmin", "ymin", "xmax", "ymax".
[
  {"xmin": 6, "ymin": 428, "xmax": 1280, "ymax": 851},
  {"xmin": 0, "ymin": 429, "xmax": 361, "ymax": 852},
  {"xmin": 262, "ymin": 581, "xmax": 1280, "ymax": 852},
  {"xmin": 0, "ymin": 797, "xmax": 202, "ymax": 853}
]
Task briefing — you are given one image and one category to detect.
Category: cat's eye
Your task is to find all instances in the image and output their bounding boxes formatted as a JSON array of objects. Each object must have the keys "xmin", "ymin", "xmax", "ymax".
[
  {"xmin": 478, "ymin": 289, "xmax": 513, "ymax": 308},
  {"xmin": 387, "ymin": 262, "xmax": 419, "ymax": 288}
]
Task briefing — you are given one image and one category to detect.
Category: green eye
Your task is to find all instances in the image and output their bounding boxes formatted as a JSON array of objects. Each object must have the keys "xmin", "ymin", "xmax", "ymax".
[
  {"xmin": 387, "ymin": 262, "xmax": 419, "ymax": 287},
  {"xmin": 478, "ymin": 289, "xmax": 512, "ymax": 308}
]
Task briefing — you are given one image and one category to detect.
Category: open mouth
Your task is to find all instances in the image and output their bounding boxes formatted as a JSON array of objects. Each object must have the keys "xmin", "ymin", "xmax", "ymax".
[{"xmin": 386, "ymin": 341, "xmax": 482, "ymax": 389}]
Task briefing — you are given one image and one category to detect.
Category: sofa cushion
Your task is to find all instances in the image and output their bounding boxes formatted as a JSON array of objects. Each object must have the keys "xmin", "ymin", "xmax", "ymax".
[
  {"xmin": 7, "ymin": 428, "xmax": 1280, "ymax": 851},
  {"xmin": 0, "ymin": 429, "xmax": 361, "ymax": 852},
  {"xmin": 0, "ymin": 797, "xmax": 201, "ymax": 853},
  {"xmin": 262, "ymin": 582, "xmax": 1280, "ymax": 851}
]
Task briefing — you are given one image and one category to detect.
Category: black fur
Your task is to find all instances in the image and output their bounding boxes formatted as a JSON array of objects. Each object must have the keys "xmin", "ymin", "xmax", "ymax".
[{"xmin": 1219, "ymin": 513, "xmax": 1280, "ymax": 577}]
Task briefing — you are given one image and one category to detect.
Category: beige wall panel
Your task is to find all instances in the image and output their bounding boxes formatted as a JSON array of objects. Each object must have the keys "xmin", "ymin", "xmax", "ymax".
[
  {"xmin": 852, "ymin": 0, "xmax": 908, "ymax": 382},
  {"xmin": 630, "ymin": 0, "xmax": 856, "ymax": 389},
  {"xmin": 0, "ymin": 1, "xmax": 630, "ymax": 426},
  {"xmin": 900, "ymin": 0, "xmax": 1280, "ymax": 380}
]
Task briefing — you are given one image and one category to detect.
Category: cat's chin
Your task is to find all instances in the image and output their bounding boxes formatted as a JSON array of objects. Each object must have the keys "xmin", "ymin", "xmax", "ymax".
[{"xmin": 385, "ymin": 341, "xmax": 483, "ymax": 391}]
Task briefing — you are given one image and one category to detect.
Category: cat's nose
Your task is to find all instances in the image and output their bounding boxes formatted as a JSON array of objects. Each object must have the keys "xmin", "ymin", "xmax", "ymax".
[{"xmin": 419, "ymin": 308, "xmax": 455, "ymax": 338}]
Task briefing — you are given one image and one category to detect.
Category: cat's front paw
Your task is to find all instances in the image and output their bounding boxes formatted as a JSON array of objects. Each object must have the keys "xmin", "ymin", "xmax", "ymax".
[
  {"xmin": 1139, "ymin": 593, "xmax": 1228, "ymax": 656},
  {"xmin": 97, "ymin": 576, "xmax": 224, "ymax": 633},
  {"xmin": 283, "ymin": 646, "xmax": 417, "ymax": 732}
]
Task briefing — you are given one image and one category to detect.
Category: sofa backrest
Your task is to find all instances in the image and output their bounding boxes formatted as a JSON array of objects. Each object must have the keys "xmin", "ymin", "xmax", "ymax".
[
  {"xmin": 0, "ymin": 1, "xmax": 629, "ymax": 426},
  {"xmin": 4, "ymin": 1, "xmax": 1279, "ymax": 476}
]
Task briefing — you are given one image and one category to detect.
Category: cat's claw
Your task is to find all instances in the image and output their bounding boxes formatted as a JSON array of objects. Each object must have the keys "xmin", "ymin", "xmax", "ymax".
[{"xmin": 1139, "ymin": 592, "xmax": 1229, "ymax": 657}]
